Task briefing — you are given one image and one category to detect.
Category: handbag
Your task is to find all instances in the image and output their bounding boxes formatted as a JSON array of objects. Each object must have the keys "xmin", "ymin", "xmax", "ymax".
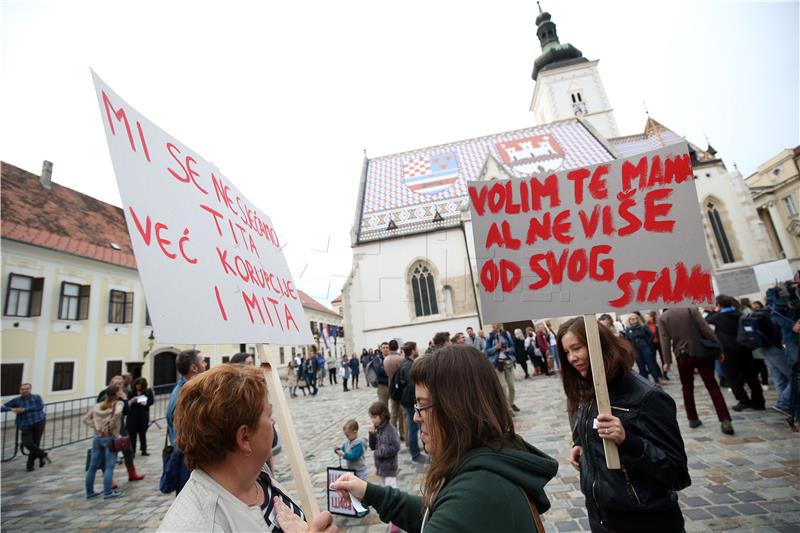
[
  {"xmin": 84, "ymin": 447, "xmax": 106, "ymax": 472},
  {"xmin": 160, "ymin": 430, "xmax": 183, "ymax": 494},
  {"xmin": 108, "ymin": 435, "xmax": 131, "ymax": 452}
]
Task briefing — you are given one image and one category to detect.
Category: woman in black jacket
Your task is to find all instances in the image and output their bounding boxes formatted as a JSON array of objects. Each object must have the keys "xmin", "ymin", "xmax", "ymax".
[
  {"xmin": 558, "ymin": 317, "xmax": 690, "ymax": 533},
  {"xmin": 126, "ymin": 377, "xmax": 153, "ymax": 456}
]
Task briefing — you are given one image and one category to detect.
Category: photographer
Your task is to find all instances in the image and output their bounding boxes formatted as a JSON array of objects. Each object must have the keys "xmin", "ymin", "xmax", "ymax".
[
  {"xmin": 486, "ymin": 324, "xmax": 520, "ymax": 412},
  {"xmin": 767, "ymin": 280, "xmax": 800, "ymax": 417}
]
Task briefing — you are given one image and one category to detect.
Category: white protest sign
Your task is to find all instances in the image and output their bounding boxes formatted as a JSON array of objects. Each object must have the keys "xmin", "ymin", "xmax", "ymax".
[
  {"xmin": 468, "ymin": 143, "xmax": 714, "ymax": 323},
  {"xmin": 92, "ymin": 72, "xmax": 313, "ymax": 345},
  {"xmin": 326, "ymin": 468, "xmax": 368, "ymax": 517}
]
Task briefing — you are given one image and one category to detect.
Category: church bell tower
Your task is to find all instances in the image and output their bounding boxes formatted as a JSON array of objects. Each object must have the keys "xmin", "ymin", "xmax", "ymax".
[{"xmin": 529, "ymin": 4, "xmax": 620, "ymax": 139}]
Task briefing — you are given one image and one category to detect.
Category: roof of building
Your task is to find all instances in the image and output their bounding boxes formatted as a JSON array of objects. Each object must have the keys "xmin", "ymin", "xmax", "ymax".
[
  {"xmin": 354, "ymin": 118, "xmax": 614, "ymax": 243},
  {"xmin": 298, "ymin": 290, "xmax": 340, "ymax": 317},
  {"xmin": 1, "ymin": 161, "xmax": 137, "ymax": 269},
  {"xmin": 331, "ymin": 294, "xmax": 342, "ymax": 304}
]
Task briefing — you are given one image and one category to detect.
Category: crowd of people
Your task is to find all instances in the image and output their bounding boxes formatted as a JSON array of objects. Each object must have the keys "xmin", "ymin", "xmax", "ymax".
[{"xmin": 3, "ymin": 277, "xmax": 798, "ymax": 532}]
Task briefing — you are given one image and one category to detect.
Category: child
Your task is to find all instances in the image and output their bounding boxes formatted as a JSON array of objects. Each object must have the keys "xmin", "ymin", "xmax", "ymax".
[
  {"xmin": 367, "ymin": 401, "xmax": 400, "ymax": 487},
  {"xmin": 334, "ymin": 420, "xmax": 368, "ymax": 480}
]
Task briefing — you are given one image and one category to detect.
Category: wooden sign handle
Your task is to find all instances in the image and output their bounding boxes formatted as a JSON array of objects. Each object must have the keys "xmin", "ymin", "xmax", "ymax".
[
  {"xmin": 256, "ymin": 344, "xmax": 321, "ymax": 517},
  {"xmin": 582, "ymin": 314, "xmax": 621, "ymax": 470}
]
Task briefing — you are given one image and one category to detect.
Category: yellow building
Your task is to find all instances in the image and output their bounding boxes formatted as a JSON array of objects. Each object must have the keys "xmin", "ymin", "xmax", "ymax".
[
  {"xmin": 1, "ymin": 161, "xmax": 343, "ymax": 402},
  {"xmin": 746, "ymin": 146, "xmax": 800, "ymax": 272}
]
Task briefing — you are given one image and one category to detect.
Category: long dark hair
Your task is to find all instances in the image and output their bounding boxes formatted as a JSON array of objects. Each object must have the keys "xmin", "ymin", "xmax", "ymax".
[
  {"xmin": 557, "ymin": 317, "xmax": 635, "ymax": 413},
  {"xmin": 410, "ymin": 345, "xmax": 519, "ymax": 510}
]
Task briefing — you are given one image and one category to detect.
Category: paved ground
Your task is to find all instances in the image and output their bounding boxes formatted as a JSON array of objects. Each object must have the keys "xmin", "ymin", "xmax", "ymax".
[{"xmin": 1, "ymin": 371, "xmax": 799, "ymax": 532}]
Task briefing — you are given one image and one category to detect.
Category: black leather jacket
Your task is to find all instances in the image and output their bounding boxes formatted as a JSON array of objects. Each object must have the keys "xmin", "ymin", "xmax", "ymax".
[{"xmin": 573, "ymin": 374, "xmax": 690, "ymax": 532}]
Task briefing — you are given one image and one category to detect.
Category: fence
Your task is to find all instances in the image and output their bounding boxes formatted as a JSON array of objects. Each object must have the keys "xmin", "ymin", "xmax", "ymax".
[{"xmin": 1, "ymin": 383, "xmax": 175, "ymax": 463}]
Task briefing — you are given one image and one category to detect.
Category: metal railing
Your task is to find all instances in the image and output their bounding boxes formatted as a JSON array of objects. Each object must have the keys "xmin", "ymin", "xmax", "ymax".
[{"xmin": 1, "ymin": 383, "xmax": 176, "ymax": 462}]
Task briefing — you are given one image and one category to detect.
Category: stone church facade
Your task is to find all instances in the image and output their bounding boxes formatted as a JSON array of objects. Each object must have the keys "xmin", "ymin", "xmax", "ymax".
[{"xmin": 342, "ymin": 8, "xmax": 782, "ymax": 355}]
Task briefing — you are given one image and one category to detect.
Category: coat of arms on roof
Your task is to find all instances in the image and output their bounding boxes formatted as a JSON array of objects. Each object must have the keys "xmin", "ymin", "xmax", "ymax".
[
  {"xmin": 402, "ymin": 151, "xmax": 460, "ymax": 196},
  {"xmin": 495, "ymin": 134, "xmax": 564, "ymax": 176}
]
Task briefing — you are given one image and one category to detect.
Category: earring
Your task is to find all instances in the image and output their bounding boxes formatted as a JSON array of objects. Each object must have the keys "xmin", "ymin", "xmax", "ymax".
[{"xmin": 244, "ymin": 450, "xmax": 252, "ymax": 457}]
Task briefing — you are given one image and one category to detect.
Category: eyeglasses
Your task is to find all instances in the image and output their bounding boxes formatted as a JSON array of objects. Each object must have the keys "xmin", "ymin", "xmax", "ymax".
[{"xmin": 413, "ymin": 403, "xmax": 434, "ymax": 417}]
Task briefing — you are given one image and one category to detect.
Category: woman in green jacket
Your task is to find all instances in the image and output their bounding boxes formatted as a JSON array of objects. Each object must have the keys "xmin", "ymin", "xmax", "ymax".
[{"xmin": 331, "ymin": 344, "xmax": 558, "ymax": 532}]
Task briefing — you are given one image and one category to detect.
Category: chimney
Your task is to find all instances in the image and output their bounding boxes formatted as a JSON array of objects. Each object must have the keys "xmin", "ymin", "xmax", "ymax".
[{"xmin": 40, "ymin": 160, "xmax": 53, "ymax": 190}]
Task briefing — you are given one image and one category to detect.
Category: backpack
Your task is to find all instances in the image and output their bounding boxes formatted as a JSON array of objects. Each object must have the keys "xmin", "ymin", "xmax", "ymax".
[
  {"xmin": 389, "ymin": 368, "xmax": 404, "ymax": 402},
  {"xmin": 737, "ymin": 311, "xmax": 779, "ymax": 350},
  {"xmin": 365, "ymin": 360, "xmax": 379, "ymax": 387}
]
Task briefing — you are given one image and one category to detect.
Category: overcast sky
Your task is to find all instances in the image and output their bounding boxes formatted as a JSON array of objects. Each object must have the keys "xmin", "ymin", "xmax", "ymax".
[{"xmin": 2, "ymin": 0, "xmax": 797, "ymax": 305}]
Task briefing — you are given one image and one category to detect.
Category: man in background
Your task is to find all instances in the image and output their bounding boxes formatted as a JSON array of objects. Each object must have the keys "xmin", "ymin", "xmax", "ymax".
[{"xmin": 2, "ymin": 383, "xmax": 48, "ymax": 472}]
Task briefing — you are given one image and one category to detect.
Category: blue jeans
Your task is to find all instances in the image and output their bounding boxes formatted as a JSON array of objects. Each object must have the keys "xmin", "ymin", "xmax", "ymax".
[
  {"xmin": 404, "ymin": 405, "xmax": 420, "ymax": 459},
  {"xmin": 758, "ymin": 346, "xmax": 792, "ymax": 404},
  {"xmin": 635, "ymin": 348, "xmax": 662, "ymax": 381},
  {"xmin": 85, "ymin": 435, "xmax": 116, "ymax": 496}
]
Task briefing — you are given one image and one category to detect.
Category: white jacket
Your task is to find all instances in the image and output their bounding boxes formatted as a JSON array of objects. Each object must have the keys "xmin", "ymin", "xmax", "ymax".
[{"xmin": 157, "ymin": 467, "xmax": 292, "ymax": 532}]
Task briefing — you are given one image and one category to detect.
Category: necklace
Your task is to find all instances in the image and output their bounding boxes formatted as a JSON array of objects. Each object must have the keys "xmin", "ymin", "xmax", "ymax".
[{"xmin": 245, "ymin": 480, "xmax": 262, "ymax": 507}]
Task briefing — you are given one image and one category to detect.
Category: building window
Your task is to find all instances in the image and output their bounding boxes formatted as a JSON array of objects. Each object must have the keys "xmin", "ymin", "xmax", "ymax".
[
  {"xmin": 108, "ymin": 290, "xmax": 134, "ymax": 324},
  {"xmin": 204, "ymin": 357, "xmax": 211, "ymax": 370},
  {"xmin": 291, "ymin": 347, "xmax": 296, "ymax": 359},
  {"xmin": 570, "ymin": 91, "xmax": 587, "ymax": 115},
  {"xmin": 52, "ymin": 362, "xmax": 75, "ymax": 392},
  {"xmin": 1, "ymin": 363, "xmax": 24, "ymax": 396},
  {"xmin": 279, "ymin": 347, "xmax": 285, "ymax": 364},
  {"xmin": 58, "ymin": 282, "xmax": 90, "ymax": 320},
  {"xmin": 707, "ymin": 202, "xmax": 735, "ymax": 264},
  {"xmin": 105, "ymin": 360, "xmax": 123, "ymax": 384},
  {"xmin": 4, "ymin": 274, "xmax": 44, "ymax": 317},
  {"xmin": 410, "ymin": 262, "xmax": 439, "ymax": 317},
  {"xmin": 222, "ymin": 356, "xmax": 230, "ymax": 364},
  {"xmin": 783, "ymin": 195, "xmax": 798, "ymax": 217}
]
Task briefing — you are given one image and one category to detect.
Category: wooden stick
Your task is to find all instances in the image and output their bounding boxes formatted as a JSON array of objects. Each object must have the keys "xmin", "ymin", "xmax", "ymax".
[
  {"xmin": 256, "ymin": 344, "xmax": 320, "ymax": 517},
  {"xmin": 582, "ymin": 314, "xmax": 621, "ymax": 470}
]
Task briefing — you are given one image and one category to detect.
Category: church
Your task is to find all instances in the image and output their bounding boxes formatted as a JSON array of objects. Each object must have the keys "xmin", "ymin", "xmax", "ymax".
[{"xmin": 341, "ymin": 8, "xmax": 782, "ymax": 355}]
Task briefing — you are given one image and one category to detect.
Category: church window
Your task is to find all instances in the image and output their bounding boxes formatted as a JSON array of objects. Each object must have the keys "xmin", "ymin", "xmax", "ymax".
[
  {"xmin": 706, "ymin": 202, "xmax": 735, "ymax": 264},
  {"xmin": 783, "ymin": 195, "xmax": 798, "ymax": 217},
  {"xmin": 410, "ymin": 263, "xmax": 438, "ymax": 317}
]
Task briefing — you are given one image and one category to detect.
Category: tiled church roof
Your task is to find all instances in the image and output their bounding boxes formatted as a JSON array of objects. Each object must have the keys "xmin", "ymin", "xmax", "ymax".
[
  {"xmin": 1, "ymin": 162, "xmax": 137, "ymax": 269},
  {"xmin": 355, "ymin": 118, "xmax": 614, "ymax": 243}
]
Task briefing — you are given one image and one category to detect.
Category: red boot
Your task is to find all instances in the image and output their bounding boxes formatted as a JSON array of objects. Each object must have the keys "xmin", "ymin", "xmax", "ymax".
[
  {"xmin": 127, "ymin": 465, "xmax": 145, "ymax": 481},
  {"xmin": 111, "ymin": 481, "xmax": 118, "ymax": 490}
]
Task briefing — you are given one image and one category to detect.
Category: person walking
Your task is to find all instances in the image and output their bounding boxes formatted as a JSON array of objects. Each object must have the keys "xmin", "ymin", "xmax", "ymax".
[
  {"xmin": 535, "ymin": 324, "xmax": 552, "ymax": 376},
  {"xmin": 545, "ymin": 321, "xmax": 561, "ymax": 373},
  {"xmin": 466, "ymin": 326, "xmax": 485, "ymax": 351},
  {"xmin": 624, "ymin": 314, "xmax": 665, "ymax": 384},
  {"xmin": 83, "ymin": 384, "xmax": 124, "ymax": 499},
  {"xmin": 374, "ymin": 342, "xmax": 391, "ymax": 405},
  {"xmin": 127, "ymin": 377, "xmax": 153, "ymax": 456},
  {"xmin": 769, "ymin": 289, "xmax": 800, "ymax": 417},
  {"xmin": 658, "ymin": 307, "xmax": 734, "ymax": 434},
  {"xmin": 396, "ymin": 341, "xmax": 427, "ymax": 463},
  {"xmin": 486, "ymin": 323, "xmax": 519, "ymax": 412},
  {"xmin": 305, "ymin": 348, "xmax": 319, "ymax": 396},
  {"xmin": 558, "ymin": 317, "xmax": 690, "ymax": 533},
  {"xmin": 2, "ymin": 383, "xmax": 49, "ymax": 472},
  {"xmin": 707, "ymin": 295, "xmax": 765, "ymax": 412},
  {"xmin": 645, "ymin": 312, "xmax": 669, "ymax": 380}
]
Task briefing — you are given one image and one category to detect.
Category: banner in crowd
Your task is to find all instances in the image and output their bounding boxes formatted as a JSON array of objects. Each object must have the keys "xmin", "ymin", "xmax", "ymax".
[
  {"xmin": 92, "ymin": 71, "xmax": 313, "ymax": 345},
  {"xmin": 468, "ymin": 143, "xmax": 713, "ymax": 323}
]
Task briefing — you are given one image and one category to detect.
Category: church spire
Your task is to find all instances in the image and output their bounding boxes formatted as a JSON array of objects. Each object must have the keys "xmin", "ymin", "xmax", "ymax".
[{"xmin": 531, "ymin": 5, "xmax": 587, "ymax": 80}]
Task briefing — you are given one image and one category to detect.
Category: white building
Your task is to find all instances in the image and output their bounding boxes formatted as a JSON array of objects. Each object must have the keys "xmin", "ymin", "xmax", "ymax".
[{"xmin": 341, "ymin": 8, "xmax": 784, "ymax": 354}]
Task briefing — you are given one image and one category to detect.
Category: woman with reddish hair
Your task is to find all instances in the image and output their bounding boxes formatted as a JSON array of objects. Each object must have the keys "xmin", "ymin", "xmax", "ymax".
[
  {"xmin": 332, "ymin": 345, "xmax": 557, "ymax": 532},
  {"xmin": 558, "ymin": 317, "xmax": 689, "ymax": 533},
  {"xmin": 157, "ymin": 364, "xmax": 335, "ymax": 532}
]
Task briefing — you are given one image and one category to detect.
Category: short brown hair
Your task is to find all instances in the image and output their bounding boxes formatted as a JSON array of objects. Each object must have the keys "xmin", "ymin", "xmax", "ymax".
[
  {"xmin": 368, "ymin": 401, "xmax": 390, "ymax": 421},
  {"xmin": 175, "ymin": 364, "xmax": 267, "ymax": 470},
  {"xmin": 343, "ymin": 419, "xmax": 359, "ymax": 432},
  {"xmin": 557, "ymin": 317, "xmax": 635, "ymax": 413}
]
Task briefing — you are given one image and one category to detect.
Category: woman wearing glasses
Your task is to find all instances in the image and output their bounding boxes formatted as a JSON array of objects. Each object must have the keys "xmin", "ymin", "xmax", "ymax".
[{"xmin": 331, "ymin": 345, "xmax": 557, "ymax": 532}]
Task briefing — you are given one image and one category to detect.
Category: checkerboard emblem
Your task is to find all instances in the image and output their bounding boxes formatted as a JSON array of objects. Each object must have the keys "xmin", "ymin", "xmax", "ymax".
[
  {"xmin": 403, "ymin": 152, "xmax": 460, "ymax": 196},
  {"xmin": 496, "ymin": 134, "xmax": 565, "ymax": 176}
]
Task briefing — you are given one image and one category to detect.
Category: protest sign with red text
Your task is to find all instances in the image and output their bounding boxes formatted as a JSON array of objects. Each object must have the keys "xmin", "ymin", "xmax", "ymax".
[
  {"xmin": 468, "ymin": 143, "xmax": 713, "ymax": 323},
  {"xmin": 92, "ymin": 71, "xmax": 312, "ymax": 345}
]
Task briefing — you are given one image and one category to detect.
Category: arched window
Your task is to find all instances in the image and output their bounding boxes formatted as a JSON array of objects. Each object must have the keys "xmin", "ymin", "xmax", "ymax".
[
  {"xmin": 707, "ymin": 202, "xmax": 735, "ymax": 264},
  {"xmin": 410, "ymin": 262, "xmax": 439, "ymax": 317}
]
